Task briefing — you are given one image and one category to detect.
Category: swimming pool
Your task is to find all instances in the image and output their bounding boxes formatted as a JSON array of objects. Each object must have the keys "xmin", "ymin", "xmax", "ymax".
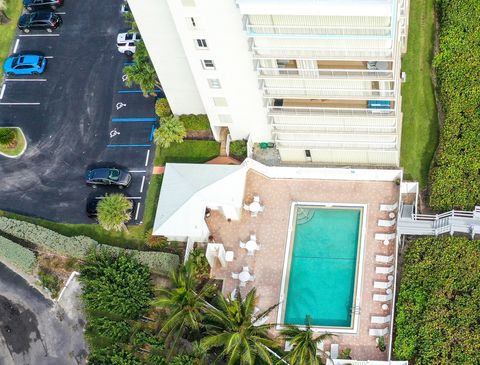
[{"xmin": 281, "ymin": 205, "xmax": 363, "ymax": 329}]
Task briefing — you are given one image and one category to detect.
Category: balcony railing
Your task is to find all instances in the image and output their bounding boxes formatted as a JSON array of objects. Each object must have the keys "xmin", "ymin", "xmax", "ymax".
[
  {"xmin": 272, "ymin": 123, "xmax": 397, "ymax": 134},
  {"xmin": 274, "ymin": 139, "xmax": 398, "ymax": 151},
  {"xmin": 263, "ymin": 88, "xmax": 396, "ymax": 99},
  {"xmin": 257, "ymin": 67, "xmax": 394, "ymax": 79},
  {"xmin": 252, "ymin": 47, "xmax": 394, "ymax": 60},
  {"xmin": 246, "ymin": 23, "xmax": 392, "ymax": 37},
  {"xmin": 268, "ymin": 106, "xmax": 396, "ymax": 117}
]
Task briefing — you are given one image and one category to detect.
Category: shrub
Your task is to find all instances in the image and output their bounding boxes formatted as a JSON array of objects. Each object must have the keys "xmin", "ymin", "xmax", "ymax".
[
  {"xmin": 97, "ymin": 194, "xmax": 133, "ymax": 232},
  {"xmin": 154, "ymin": 116, "xmax": 186, "ymax": 148},
  {"xmin": 88, "ymin": 346, "xmax": 141, "ymax": 365},
  {"xmin": 178, "ymin": 114, "xmax": 210, "ymax": 131},
  {"xmin": 0, "ymin": 236, "xmax": 36, "ymax": 273},
  {"xmin": 229, "ymin": 140, "xmax": 247, "ymax": 159},
  {"xmin": 155, "ymin": 99, "xmax": 172, "ymax": 118},
  {"xmin": 394, "ymin": 236, "xmax": 480, "ymax": 364},
  {"xmin": 38, "ymin": 267, "xmax": 61, "ymax": 298},
  {"xmin": 0, "ymin": 128, "xmax": 16, "ymax": 145},
  {"xmin": 87, "ymin": 317, "xmax": 132, "ymax": 343},
  {"xmin": 429, "ymin": 0, "xmax": 480, "ymax": 210}
]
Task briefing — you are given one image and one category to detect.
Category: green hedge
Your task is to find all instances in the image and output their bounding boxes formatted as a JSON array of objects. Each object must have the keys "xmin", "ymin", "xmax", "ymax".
[
  {"xmin": 178, "ymin": 114, "xmax": 210, "ymax": 131},
  {"xmin": 0, "ymin": 217, "xmax": 179, "ymax": 274},
  {"xmin": 0, "ymin": 236, "xmax": 37, "ymax": 274},
  {"xmin": 429, "ymin": 0, "xmax": 480, "ymax": 210},
  {"xmin": 394, "ymin": 236, "xmax": 480, "ymax": 364}
]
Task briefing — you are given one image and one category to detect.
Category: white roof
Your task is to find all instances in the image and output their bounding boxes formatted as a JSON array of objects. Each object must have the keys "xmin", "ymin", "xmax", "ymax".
[
  {"xmin": 153, "ymin": 163, "xmax": 246, "ymax": 238},
  {"xmin": 236, "ymin": 0, "xmax": 394, "ymax": 16}
]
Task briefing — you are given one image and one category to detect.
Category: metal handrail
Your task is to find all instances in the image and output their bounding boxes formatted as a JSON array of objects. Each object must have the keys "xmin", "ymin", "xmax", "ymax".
[
  {"xmin": 258, "ymin": 67, "xmax": 394, "ymax": 79},
  {"xmin": 246, "ymin": 23, "xmax": 392, "ymax": 36},
  {"xmin": 268, "ymin": 106, "xmax": 396, "ymax": 117}
]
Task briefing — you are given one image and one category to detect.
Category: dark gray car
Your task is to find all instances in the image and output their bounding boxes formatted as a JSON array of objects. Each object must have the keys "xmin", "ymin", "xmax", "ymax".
[{"xmin": 85, "ymin": 168, "xmax": 132, "ymax": 189}]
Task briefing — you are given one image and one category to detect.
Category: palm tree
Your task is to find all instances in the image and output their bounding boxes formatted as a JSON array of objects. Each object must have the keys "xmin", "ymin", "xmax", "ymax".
[
  {"xmin": 201, "ymin": 288, "xmax": 280, "ymax": 365},
  {"xmin": 154, "ymin": 263, "xmax": 214, "ymax": 358},
  {"xmin": 280, "ymin": 316, "xmax": 334, "ymax": 365},
  {"xmin": 123, "ymin": 41, "xmax": 160, "ymax": 96},
  {"xmin": 96, "ymin": 193, "xmax": 133, "ymax": 232},
  {"xmin": 153, "ymin": 115, "xmax": 186, "ymax": 149}
]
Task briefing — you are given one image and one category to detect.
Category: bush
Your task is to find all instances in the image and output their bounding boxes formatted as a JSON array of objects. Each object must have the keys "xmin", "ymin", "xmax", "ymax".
[
  {"xmin": 178, "ymin": 114, "xmax": 210, "ymax": 131},
  {"xmin": 0, "ymin": 236, "xmax": 36, "ymax": 273},
  {"xmin": 88, "ymin": 346, "xmax": 141, "ymax": 365},
  {"xmin": 38, "ymin": 267, "xmax": 61, "ymax": 298},
  {"xmin": 429, "ymin": 0, "xmax": 480, "ymax": 210},
  {"xmin": 87, "ymin": 317, "xmax": 132, "ymax": 343},
  {"xmin": 394, "ymin": 236, "xmax": 480, "ymax": 364},
  {"xmin": 155, "ymin": 99, "xmax": 172, "ymax": 118},
  {"xmin": 154, "ymin": 116, "xmax": 186, "ymax": 148},
  {"xmin": 0, "ymin": 128, "xmax": 16, "ymax": 145},
  {"xmin": 229, "ymin": 140, "xmax": 247, "ymax": 159},
  {"xmin": 0, "ymin": 217, "xmax": 179, "ymax": 274}
]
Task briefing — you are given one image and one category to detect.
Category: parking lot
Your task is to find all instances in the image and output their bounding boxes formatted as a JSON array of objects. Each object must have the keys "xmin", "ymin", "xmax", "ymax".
[{"xmin": 0, "ymin": 0, "xmax": 161, "ymax": 223}]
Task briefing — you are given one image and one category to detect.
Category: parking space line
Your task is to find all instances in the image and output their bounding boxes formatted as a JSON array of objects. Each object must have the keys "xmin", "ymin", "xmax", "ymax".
[
  {"xmin": 117, "ymin": 89, "xmax": 163, "ymax": 93},
  {"xmin": 5, "ymin": 79, "xmax": 47, "ymax": 82},
  {"xmin": 112, "ymin": 118, "xmax": 156, "ymax": 122},
  {"xmin": 13, "ymin": 39, "xmax": 20, "ymax": 53},
  {"xmin": 144, "ymin": 150, "xmax": 150, "ymax": 166},
  {"xmin": 44, "ymin": 56, "xmax": 54, "ymax": 59},
  {"xmin": 140, "ymin": 176, "xmax": 146, "ymax": 193},
  {"xmin": 149, "ymin": 125, "xmax": 155, "ymax": 142},
  {"xmin": 0, "ymin": 85, "xmax": 5, "ymax": 100},
  {"xmin": 128, "ymin": 197, "xmax": 142, "ymax": 200},
  {"xmin": 135, "ymin": 203, "xmax": 140, "ymax": 221},
  {"xmin": 129, "ymin": 170, "xmax": 147, "ymax": 173},
  {"xmin": 55, "ymin": 11, "xmax": 66, "ymax": 14},
  {"xmin": 106, "ymin": 144, "xmax": 151, "ymax": 148},
  {"xmin": 0, "ymin": 102, "xmax": 40, "ymax": 105},
  {"xmin": 19, "ymin": 34, "xmax": 60, "ymax": 37}
]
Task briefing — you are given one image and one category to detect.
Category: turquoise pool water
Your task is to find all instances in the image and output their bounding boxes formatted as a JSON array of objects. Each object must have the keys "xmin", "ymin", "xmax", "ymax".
[{"xmin": 284, "ymin": 207, "xmax": 361, "ymax": 327}]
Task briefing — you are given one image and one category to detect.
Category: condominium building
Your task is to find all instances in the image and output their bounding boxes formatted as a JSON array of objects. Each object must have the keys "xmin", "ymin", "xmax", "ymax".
[{"xmin": 128, "ymin": 0, "xmax": 409, "ymax": 166}]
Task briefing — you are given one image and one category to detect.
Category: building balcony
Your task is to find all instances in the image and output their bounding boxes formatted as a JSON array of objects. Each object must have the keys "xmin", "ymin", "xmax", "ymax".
[
  {"xmin": 263, "ymin": 88, "xmax": 396, "ymax": 100},
  {"xmin": 274, "ymin": 138, "xmax": 398, "ymax": 151},
  {"xmin": 272, "ymin": 121, "xmax": 397, "ymax": 134},
  {"xmin": 252, "ymin": 47, "xmax": 394, "ymax": 61}
]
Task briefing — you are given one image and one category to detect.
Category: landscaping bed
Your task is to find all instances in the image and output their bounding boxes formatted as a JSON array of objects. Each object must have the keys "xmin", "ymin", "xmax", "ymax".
[
  {"xmin": 154, "ymin": 139, "xmax": 220, "ymax": 166},
  {"xmin": 0, "ymin": 127, "xmax": 27, "ymax": 158}
]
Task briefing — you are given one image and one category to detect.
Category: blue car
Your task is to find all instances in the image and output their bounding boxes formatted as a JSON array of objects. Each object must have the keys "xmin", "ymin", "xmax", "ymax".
[{"xmin": 3, "ymin": 54, "xmax": 47, "ymax": 76}]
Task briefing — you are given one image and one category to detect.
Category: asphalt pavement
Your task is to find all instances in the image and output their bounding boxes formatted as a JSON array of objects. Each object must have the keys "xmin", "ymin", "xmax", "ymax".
[{"xmin": 0, "ymin": 0, "xmax": 160, "ymax": 223}]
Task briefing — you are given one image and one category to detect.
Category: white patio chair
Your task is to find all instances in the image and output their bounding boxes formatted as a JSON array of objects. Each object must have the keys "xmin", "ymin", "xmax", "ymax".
[
  {"xmin": 330, "ymin": 344, "xmax": 339, "ymax": 359},
  {"xmin": 378, "ymin": 219, "xmax": 396, "ymax": 227},
  {"xmin": 242, "ymin": 266, "xmax": 249, "ymax": 272},
  {"xmin": 374, "ymin": 280, "xmax": 393, "ymax": 289},
  {"xmin": 373, "ymin": 293, "xmax": 393, "ymax": 302},
  {"xmin": 380, "ymin": 202, "xmax": 398, "ymax": 212},
  {"xmin": 258, "ymin": 206, "xmax": 264, "ymax": 212},
  {"xmin": 253, "ymin": 196, "xmax": 260, "ymax": 203},
  {"xmin": 369, "ymin": 327, "xmax": 389, "ymax": 336},
  {"xmin": 375, "ymin": 233, "xmax": 396, "ymax": 241},
  {"xmin": 247, "ymin": 249, "xmax": 255, "ymax": 256},
  {"xmin": 371, "ymin": 315, "xmax": 391, "ymax": 324},
  {"xmin": 250, "ymin": 234, "xmax": 257, "ymax": 241},
  {"xmin": 239, "ymin": 241, "xmax": 246, "ymax": 249},
  {"xmin": 375, "ymin": 254, "xmax": 394, "ymax": 263},
  {"xmin": 251, "ymin": 211, "xmax": 258, "ymax": 218},
  {"xmin": 248, "ymin": 275, "xmax": 255, "ymax": 282},
  {"xmin": 239, "ymin": 281, "xmax": 247, "ymax": 287},
  {"xmin": 284, "ymin": 341, "xmax": 293, "ymax": 352},
  {"xmin": 230, "ymin": 288, "xmax": 238, "ymax": 300},
  {"xmin": 243, "ymin": 204, "xmax": 250, "ymax": 211},
  {"xmin": 376, "ymin": 265, "xmax": 394, "ymax": 274},
  {"xmin": 231, "ymin": 272, "xmax": 239, "ymax": 279}
]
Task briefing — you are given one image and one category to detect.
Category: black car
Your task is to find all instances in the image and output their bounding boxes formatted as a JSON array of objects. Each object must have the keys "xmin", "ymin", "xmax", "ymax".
[
  {"xmin": 85, "ymin": 167, "xmax": 132, "ymax": 189},
  {"xmin": 18, "ymin": 11, "xmax": 62, "ymax": 33},
  {"xmin": 24, "ymin": 0, "xmax": 63, "ymax": 11},
  {"xmin": 86, "ymin": 194, "xmax": 136, "ymax": 220}
]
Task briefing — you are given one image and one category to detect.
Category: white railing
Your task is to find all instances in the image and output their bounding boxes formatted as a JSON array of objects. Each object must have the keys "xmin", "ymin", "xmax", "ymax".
[
  {"xmin": 246, "ymin": 23, "xmax": 392, "ymax": 37},
  {"xmin": 268, "ymin": 106, "xmax": 396, "ymax": 117},
  {"xmin": 258, "ymin": 67, "xmax": 394, "ymax": 79},
  {"xmin": 275, "ymin": 139, "xmax": 397, "ymax": 150},
  {"xmin": 412, "ymin": 210, "xmax": 475, "ymax": 221},
  {"xmin": 253, "ymin": 47, "xmax": 394, "ymax": 60},
  {"xmin": 263, "ymin": 88, "xmax": 396, "ymax": 99},
  {"xmin": 184, "ymin": 237, "xmax": 195, "ymax": 264},
  {"xmin": 273, "ymin": 124, "xmax": 397, "ymax": 134}
]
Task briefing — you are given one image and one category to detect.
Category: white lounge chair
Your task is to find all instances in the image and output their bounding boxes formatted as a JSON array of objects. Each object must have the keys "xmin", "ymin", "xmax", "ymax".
[
  {"xmin": 239, "ymin": 281, "xmax": 247, "ymax": 287},
  {"xmin": 316, "ymin": 341, "xmax": 324, "ymax": 353},
  {"xmin": 380, "ymin": 202, "xmax": 398, "ymax": 212},
  {"xmin": 373, "ymin": 293, "xmax": 393, "ymax": 302},
  {"xmin": 239, "ymin": 241, "xmax": 246, "ymax": 249},
  {"xmin": 231, "ymin": 272, "xmax": 239, "ymax": 279},
  {"xmin": 371, "ymin": 315, "xmax": 391, "ymax": 324},
  {"xmin": 375, "ymin": 233, "xmax": 396, "ymax": 241},
  {"xmin": 247, "ymin": 249, "xmax": 255, "ymax": 256},
  {"xmin": 376, "ymin": 265, "xmax": 394, "ymax": 274},
  {"xmin": 378, "ymin": 219, "xmax": 396, "ymax": 227},
  {"xmin": 284, "ymin": 341, "xmax": 293, "ymax": 351},
  {"xmin": 330, "ymin": 344, "xmax": 339, "ymax": 359},
  {"xmin": 251, "ymin": 211, "xmax": 258, "ymax": 217},
  {"xmin": 369, "ymin": 327, "xmax": 389, "ymax": 336},
  {"xmin": 376, "ymin": 254, "xmax": 394, "ymax": 263},
  {"xmin": 374, "ymin": 280, "xmax": 393, "ymax": 289},
  {"xmin": 248, "ymin": 275, "xmax": 255, "ymax": 282}
]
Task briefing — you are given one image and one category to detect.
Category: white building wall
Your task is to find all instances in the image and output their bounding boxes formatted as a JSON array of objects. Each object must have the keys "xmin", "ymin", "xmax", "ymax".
[{"xmin": 127, "ymin": 0, "xmax": 204, "ymax": 115}]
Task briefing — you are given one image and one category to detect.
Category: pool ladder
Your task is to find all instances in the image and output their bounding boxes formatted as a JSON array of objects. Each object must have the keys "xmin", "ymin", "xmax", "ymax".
[
  {"xmin": 350, "ymin": 306, "xmax": 361, "ymax": 315},
  {"xmin": 296, "ymin": 208, "xmax": 315, "ymax": 225}
]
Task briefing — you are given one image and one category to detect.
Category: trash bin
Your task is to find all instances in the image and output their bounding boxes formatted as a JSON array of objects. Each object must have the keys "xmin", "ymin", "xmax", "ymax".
[{"xmin": 259, "ymin": 142, "xmax": 269, "ymax": 149}]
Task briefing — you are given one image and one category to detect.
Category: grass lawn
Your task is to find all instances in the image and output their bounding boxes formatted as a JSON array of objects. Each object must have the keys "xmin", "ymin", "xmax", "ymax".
[
  {"xmin": 155, "ymin": 140, "xmax": 220, "ymax": 166},
  {"xmin": 179, "ymin": 114, "xmax": 211, "ymax": 131},
  {"xmin": 0, "ymin": 128, "xmax": 26, "ymax": 157},
  {"xmin": 399, "ymin": 0, "xmax": 439, "ymax": 186},
  {"xmin": 0, "ymin": 0, "xmax": 23, "ymax": 79}
]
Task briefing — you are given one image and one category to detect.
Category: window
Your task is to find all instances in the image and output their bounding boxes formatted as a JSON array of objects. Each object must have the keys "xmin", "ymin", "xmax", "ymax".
[
  {"xmin": 181, "ymin": 0, "xmax": 195, "ymax": 6},
  {"xmin": 218, "ymin": 114, "xmax": 232, "ymax": 124},
  {"xmin": 207, "ymin": 79, "xmax": 221, "ymax": 89},
  {"xmin": 187, "ymin": 17, "xmax": 197, "ymax": 28},
  {"xmin": 201, "ymin": 59, "xmax": 215, "ymax": 70},
  {"xmin": 195, "ymin": 39, "xmax": 208, "ymax": 48},
  {"xmin": 213, "ymin": 97, "xmax": 228, "ymax": 107},
  {"xmin": 305, "ymin": 150, "xmax": 311, "ymax": 158}
]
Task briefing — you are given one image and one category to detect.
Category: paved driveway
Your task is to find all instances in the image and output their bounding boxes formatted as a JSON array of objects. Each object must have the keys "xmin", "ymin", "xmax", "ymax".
[
  {"xmin": 0, "ymin": 263, "xmax": 87, "ymax": 365},
  {"xmin": 0, "ymin": 0, "xmax": 161, "ymax": 223}
]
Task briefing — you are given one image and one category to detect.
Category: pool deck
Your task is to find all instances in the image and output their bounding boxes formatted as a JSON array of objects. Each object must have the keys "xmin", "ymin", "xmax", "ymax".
[{"xmin": 207, "ymin": 169, "xmax": 399, "ymax": 361}]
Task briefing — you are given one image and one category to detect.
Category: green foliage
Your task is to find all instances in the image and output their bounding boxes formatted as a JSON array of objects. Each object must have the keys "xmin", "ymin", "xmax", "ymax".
[
  {"xmin": 229, "ymin": 140, "xmax": 247, "ymax": 159},
  {"xmin": 0, "ymin": 128, "xmax": 15, "ymax": 145},
  {"xmin": 123, "ymin": 41, "xmax": 159, "ymax": 96},
  {"xmin": 394, "ymin": 236, "xmax": 480, "ymax": 364},
  {"xmin": 201, "ymin": 288, "xmax": 280, "ymax": 365},
  {"xmin": 0, "ymin": 0, "xmax": 6, "ymax": 11},
  {"xmin": 97, "ymin": 194, "xmax": 133, "ymax": 232},
  {"xmin": 0, "ymin": 235, "xmax": 36, "ymax": 273},
  {"xmin": 338, "ymin": 347, "xmax": 352, "ymax": 360},
  {"xmin": 0, "ymin": 217, "xmax": 179, "ymax": 274},
  {"xmin": 122, "ymin": 11, "xmax": 138, "ymax": 32},
  {"xmin": 154, "ymin": 116, "xmax": 186, "ymax": 149},
  {"xmin": 186, "ymin": 249, "xmax": 210, "ymax": 280},
  {"xmin": 88, "ymin": 346, "xmax": 141, "ymax": 365},
  {"xmin": 155, "ymin": 99, "xmax": 172, "ymax": 118},
  {"xmin": 86, "ymin": 316, "xmax": 131, "ymax": 343},
  {"xmin": 178, "ymin": 115, "xmax": 210, "ymax": 131},
  {"xmin": 154, "ymin": 140, "xmax": 219, "ymax": 166},
  {"xmin": 80, "ymin": 250, "xmax": 153, "ymax": 319},
  {"xmin": 38, "ymin": 267, "xmax": 60, "ymax": 298},
  {"xmin": 429, "ymin": 0, "xmax": 480, "ymax": 210},
  {"xmin": 169, "ymin": 355, "xmax": 197, "ymax": 365},
  {"xmin": 376, "ymin": 336, "xmax": 386, "ymax": 352}
]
